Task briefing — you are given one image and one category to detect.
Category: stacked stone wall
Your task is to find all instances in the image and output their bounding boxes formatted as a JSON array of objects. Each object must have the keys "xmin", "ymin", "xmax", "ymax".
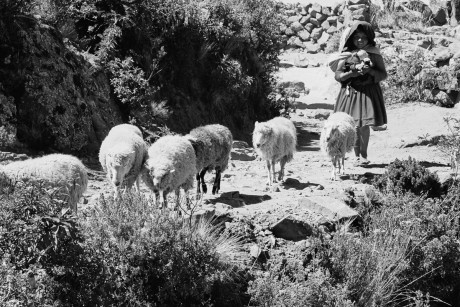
[{"xmin": 277, "ymin": 0, "xmax": 371, "ymax": 53}]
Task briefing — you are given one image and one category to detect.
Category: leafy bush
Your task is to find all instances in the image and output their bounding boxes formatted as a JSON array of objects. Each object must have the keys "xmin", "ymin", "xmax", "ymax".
[
  {"xmin": 78, "ymin": 192, "xmax": 248, "ymax": 306},
  {"xmin": 246, "ymin": 237, "xmax": 353, "ymax": 307},
  {"xmin": 381, "ymin": 47, "xmax": 429, "ymax": 105},
  {"xmin": 352, "ymin": 186, "xmax": 460, "ymax": 306},
  {"xmin": 438, "ymin": 116, "xmax": 460, "ymax": 177},
  {"xmin": 0, "ymin": 180, "xmax": 82, "ymax": 271},
  {"xmin": 373, "ymin": 157, "xmax": 441, "ymax": 198},
  {"xmin": 0, "ymin": 179, "xmax": 100, "ymax": 306},
  {"xmin": 370, "ymin": 1, "xmax": 428, "ymax": 32},
  {"xmin": 53, "ymin": 0, "xmax": 282, "ymax": 137},
  {"xmin": 0, "ymin": 176, "xmax": 248, "ymax": 306}
]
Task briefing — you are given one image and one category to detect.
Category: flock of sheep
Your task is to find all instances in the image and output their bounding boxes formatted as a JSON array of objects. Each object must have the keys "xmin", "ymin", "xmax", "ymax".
[{"xmin": 0, "ymin": 113, "xmax": 357, "ymax": 213}]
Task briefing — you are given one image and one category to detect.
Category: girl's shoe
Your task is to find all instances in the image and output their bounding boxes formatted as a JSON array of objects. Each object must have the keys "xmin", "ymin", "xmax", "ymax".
[{"xmin": 353, "ymin": 157, "xmax": 361, "ymax": 167}]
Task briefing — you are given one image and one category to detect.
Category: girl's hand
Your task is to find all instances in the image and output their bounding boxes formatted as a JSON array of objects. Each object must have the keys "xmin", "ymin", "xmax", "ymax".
[{"xmin": 359, "ymin": 65, "xmax": 371, "ymax": 75}]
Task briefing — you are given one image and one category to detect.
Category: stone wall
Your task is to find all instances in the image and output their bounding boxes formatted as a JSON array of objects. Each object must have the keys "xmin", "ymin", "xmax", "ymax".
[{"xmin": 277, "ymin": 0, "xmax": 371, "ymax": 53}]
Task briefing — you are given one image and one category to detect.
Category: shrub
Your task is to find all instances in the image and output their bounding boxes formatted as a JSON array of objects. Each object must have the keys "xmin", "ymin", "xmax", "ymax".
[
  {"xmin": 370, "ymin": 2, "xmax": 428, "ymax": 32},
  {"xmin": 79, "ymin": 192, "xmax": 248, "ymax": 306},
  {"xmin": 0, "ymin": 179, "xmax": 103, "ymax": 306},
  {"xmin": 438, "ymin": 115, "xmax": 460, "ymax": 177},
  {"xmin": 353, "ymin": 189, "xmax": 460, "ymax": 306},
  {"xmin": 329, "ymin": 210, "xmax": 417, "ymax": 307},
  {"xmin": 247, "ymin": 253, "xmax": 353, "ymax": 307},
  {"xmin": 324, "ymin": 30, "xmax": 343, "ymax": 54},
  {"xmin": 0, "ymin": 180, "xmax": 82, "ymax": 271},
  {"xmin": 373, "ymin": 157, "xmax": 441, "ymax": 198},
  {"xmin": 54, "ymin": 0, "xmax": 282, "ymax": 136},
  {"xmin": 381, "ymin": 47, "xmax": 429, "ymax": 105}
]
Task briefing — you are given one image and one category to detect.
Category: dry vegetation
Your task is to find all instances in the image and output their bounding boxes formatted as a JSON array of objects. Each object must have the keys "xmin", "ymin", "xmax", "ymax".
[{"xmin": 2, "ymin": 1, "xmax": 460, "ymax": 306}]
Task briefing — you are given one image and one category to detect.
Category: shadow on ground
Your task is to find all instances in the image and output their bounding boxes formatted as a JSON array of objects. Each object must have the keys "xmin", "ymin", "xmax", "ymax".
[
  {"xmin": 283, "ymin": 177, "xmax": 321, "ymax": 190},
  {"xmin": 206, "ymin": 192, "xmax": 272, "ymax": 208},
  {"xmin": 295, "ymin": 123, "xmax": 320, "ymax": 152},
  {"xmin": 294, "ymin": 100, "xmax": 335, "ymax": 110}
]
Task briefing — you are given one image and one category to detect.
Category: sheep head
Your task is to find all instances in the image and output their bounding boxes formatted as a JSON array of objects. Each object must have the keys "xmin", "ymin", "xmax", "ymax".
[
  {"xmin": 146, "ymin": 163, "xmax": 175, "ymax": 191},
  {"xmin": 252, "ymin": 122, "xmax": 273, "ymax": 150},
  {"xmin": 322, "ymin": 123, "xmax": 340, "ymax": 143},
  {"xmin": 106, "ymin": 151, "xmax": 135, "ymax": 187}
]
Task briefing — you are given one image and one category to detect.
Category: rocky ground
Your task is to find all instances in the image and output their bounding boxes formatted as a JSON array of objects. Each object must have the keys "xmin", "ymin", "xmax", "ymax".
[{"xmin": 81, "ymin": 49, "xmax": 460, "ymax": 255}]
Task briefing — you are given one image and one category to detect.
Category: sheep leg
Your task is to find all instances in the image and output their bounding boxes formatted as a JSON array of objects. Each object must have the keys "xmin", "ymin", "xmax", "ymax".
[
  {"xmin": 266, "ymin": 160, "xmax": 272, "ymax": 186},
  {"xmin": 154, "ymin": 190, "xmax": 162, "ymax": 209},
  {"xmin": 278, "ymin": 158, "xmax": 287, "ymax": 182},
  {"xmin": 330, "ymin": 157, "xmax": 337, "ymax": 181},
  {"xmin": 196, "ymin": 173, "xmax": 201, "ymax": 195},
  {"xmin": 199, "ymin": 168, "xmax": 208, "ymax": 194},
  {"xmin": 134, "ymin": 176, "xmax": 141, "ymax": 192},
  {"xmin": 212, "ymin": 167, "xmax": 221, "ymax": 195},
  {"xmin": 341, "ymin": 156, "xmax": 346, "ymax": 175}
]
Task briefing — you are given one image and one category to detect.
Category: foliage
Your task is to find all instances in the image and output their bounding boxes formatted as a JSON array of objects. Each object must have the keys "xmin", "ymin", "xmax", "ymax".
[
  {"xmin": 438, "ymin": 116, "xmax": 460, "ymax": 177},
  {"xmin": 0, "ymin": 182, "xmax": 248, "ymax": 306},
  {"xmin": 324, "ymin": 29, "xmax": 343, "ymax": 54},
  {"xmin": 373, "ymin": 157, "xmax": 442, "ymax": 198},
  {"xmin": 0, "ymin": 179, "xmax": 99, "ymax": 306},
  {"xmin": 329, "ymin": 211, "xmax": 417, "ymax": 307},
  {"xmin": 77, "ymin": 192, "xmax": 248, "ymax": 306},
  {"xmin": 247, "ymin": 236, "xmax": 353, "ymax": 307},
  {"xmin": 381, "ymin": 47, "xmax": 428, "ymax": 105},
  {"xmin": 0, "ymin": 180, "xmax": 82, "ymax": 271},
  {"xmin": 53, "ymin": 0, "xmax": 282, "ymax": 134},
  {"xmin": 370, "ymin": 1, "xmax": 428, "ymax": 32}
]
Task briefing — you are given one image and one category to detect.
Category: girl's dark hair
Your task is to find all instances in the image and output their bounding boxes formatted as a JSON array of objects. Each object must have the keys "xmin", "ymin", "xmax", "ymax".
[{"xmin": 343, "ymin": 21, "xmax": 376, "ymax": 52}]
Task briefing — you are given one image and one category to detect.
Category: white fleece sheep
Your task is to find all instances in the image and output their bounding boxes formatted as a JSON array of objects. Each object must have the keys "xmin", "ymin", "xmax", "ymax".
[
  {"xmin": 0, "ymin": 153, "xmax": 88, "ymax": 212},
  {"xmin": 185, "ymin": 124, "xmax": 233, "ymax": 196},
  {"xmin": 99, "ymin": 124, "xmax": 148, "ymax": 197},
  {"xmin": 141, "ymin": 135, "xmax": 197, "ymax": 209},
  {"xmin": 252, "ymin": 116, "xmax": 297, "ymax": 186},
  {"xmin": 320, "ymin": 112, "xmax": 357, "ymax": 180}
]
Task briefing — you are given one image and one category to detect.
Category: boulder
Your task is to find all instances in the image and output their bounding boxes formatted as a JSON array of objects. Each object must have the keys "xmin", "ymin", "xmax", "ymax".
[
  {"xmin": 1, "ymin": 20, "xmax": 122, "ymax": 155},
  {"xmin": 270, "ymin": 215, "xmax": 314, "ymax": 241}
]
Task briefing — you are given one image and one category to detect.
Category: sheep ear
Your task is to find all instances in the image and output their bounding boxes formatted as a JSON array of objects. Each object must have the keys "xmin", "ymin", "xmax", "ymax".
[
  {"xmin": 169, "ymin": 169, "xmax": 175, "ymax": 174},
  {"xmin": 255, "ymin": 121, "xmax": 259, "ymax": 126}
]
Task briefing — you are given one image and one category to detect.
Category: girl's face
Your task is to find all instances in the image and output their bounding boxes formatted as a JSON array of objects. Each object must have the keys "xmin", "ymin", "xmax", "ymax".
[{"xmin": 352, "ymin": 30, "xmax": 369, "ymax": 49}]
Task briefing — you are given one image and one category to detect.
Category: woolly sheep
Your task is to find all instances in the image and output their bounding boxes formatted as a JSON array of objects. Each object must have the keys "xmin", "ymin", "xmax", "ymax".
[
  {"xmin": 185, "ymin": 124, "xmax": 233, "ymax": 196},
  {"xmin": 141, "ymin": 135, "xmax": 197, "ymax": 210},
  {"xmin": 99, "ymin": 124, "xmax": 148, "ymax": 197},
  {"xmin": 320, "ymin": 112, "xmax": 357, "ymax": 180},
  {"xmin": 0, "ymin": 153, "xmax": 88, "ymax": 212},
  {"xmin": 252, "ymin": 117, "xmax": 297, "ymax": 186}
]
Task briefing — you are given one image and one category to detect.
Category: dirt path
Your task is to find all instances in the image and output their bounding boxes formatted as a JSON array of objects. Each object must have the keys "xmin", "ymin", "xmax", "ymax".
[{"xmin": 83, "ymin": 50, "xmax": 460, "ymax": 225}]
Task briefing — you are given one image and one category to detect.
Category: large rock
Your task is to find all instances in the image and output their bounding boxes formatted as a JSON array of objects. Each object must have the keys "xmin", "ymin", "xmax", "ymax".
[
  {"xmin": 0, "ymin": 20, "xmax": 122, "ymax": 156},
  {"xmin": 270, "ymin": 215, "xmax": 313, "ymax": 241}
]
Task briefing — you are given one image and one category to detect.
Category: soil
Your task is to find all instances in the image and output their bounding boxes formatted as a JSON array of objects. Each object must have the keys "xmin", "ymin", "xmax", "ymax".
[{"xmin": 82, "ymin": 50, "xmax": 460, "ymax": 234}]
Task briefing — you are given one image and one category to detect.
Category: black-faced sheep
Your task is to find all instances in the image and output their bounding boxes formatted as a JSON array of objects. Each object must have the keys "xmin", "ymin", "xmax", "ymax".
[
  {"xmin": 320, "ymin": 112, "xmax": 357, "ymax": 180},
  {"xmin": 99, "ymin": 124, "xmax": 148, "ymax": 197},
  {"xmin": 252, "ymin": 117, "xmax": 297, "ymax": 186},
  {"xmin": 141, "ymin": 135, "xmax": 197, "ymax": 210},
  {"xmin": 0, "ymin": 153, "xmax": 88, "ymax": 212},
  {"xmin": 185, "ymin": 124, "xmax": 233, "ymax": 196}
]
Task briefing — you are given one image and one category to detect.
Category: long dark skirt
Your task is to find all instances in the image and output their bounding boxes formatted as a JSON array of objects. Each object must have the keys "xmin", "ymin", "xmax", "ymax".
[{"xmin": 334, "ymin": 82, "xmax": 387, "ymax": 127}]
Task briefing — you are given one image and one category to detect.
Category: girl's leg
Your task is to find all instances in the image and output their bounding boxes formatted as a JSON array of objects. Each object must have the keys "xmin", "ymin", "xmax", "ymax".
[
  {"xmin": 354, "ymin": 126, "xmax": 361, "ymax": 159},
  {"xmin": 359, "ymin": 125, "xmax": 370, "ymax": 160}
]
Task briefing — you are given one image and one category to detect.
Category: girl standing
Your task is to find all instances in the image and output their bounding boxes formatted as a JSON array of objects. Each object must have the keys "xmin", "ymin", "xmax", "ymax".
[{"xmin": 333, "ymin": 21, "xmax": 387, "ymax": 165}]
